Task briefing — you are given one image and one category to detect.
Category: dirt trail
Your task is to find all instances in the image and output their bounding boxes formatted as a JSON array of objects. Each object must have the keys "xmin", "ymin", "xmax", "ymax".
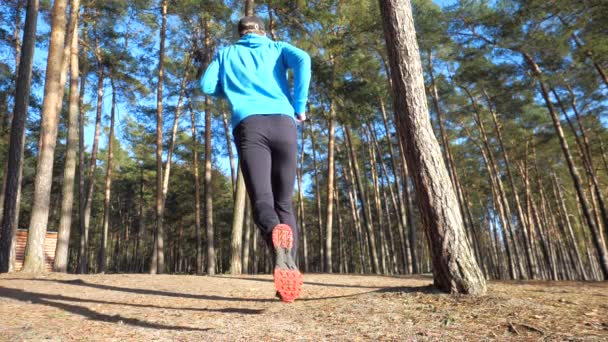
[{"xmin": 0, "ymin": 273, "xmax": 606, "ymax": 340}]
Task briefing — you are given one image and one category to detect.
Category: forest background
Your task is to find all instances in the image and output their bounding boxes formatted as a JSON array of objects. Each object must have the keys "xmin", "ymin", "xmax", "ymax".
[{"xmin": 0, "ymin": 0, "xmax": 607, "ymax": 283}]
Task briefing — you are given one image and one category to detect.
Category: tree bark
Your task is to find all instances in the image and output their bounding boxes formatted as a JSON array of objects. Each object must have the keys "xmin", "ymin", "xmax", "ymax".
[
  {"xmin": 54, "ymin": 0, "xmax": 80, "ymax": 272},
  {"xmin": 379, "ymin": 0, "xmax": 486, "ymax": 294},
  {"xmin": 324, "ymin": 102, "xmax": 336, "ymax": 273},
  {"xmin": 22, "ymin": 0, "xmax": 69, "ymax": 273},
  {"xmin": 0, "ymin": 0, "xmax": 39, "ymax": 273},
  {"xmin": 245, "ymin": 0, "xmax": 254, "ymax": 16},
  {"xmin": 151, "ymin": 0, "xmax": 168, "ymax": 274},
  {"xmin": 203, "ymin": 18, "xmax": 215, "ymax": 276},
  {"xmin": 229, "ymin": 167, "xmax": 246, "ymax": 275}
]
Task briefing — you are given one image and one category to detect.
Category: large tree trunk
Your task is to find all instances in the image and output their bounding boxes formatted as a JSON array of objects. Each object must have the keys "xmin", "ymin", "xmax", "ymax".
[
  {"xmin": 379, "ymin": 0, "xmax": 486, "ymax": 294},
  {"xmin": 151, "ymin": 0, "xmax": 168, "ymax": 274},
  {"xmin": 54, "ymin": 1, "xmax": 80, "ymax": 272},
  {"xmin": 99, "ymin": 80, "xmax": 117, "ymax": 273},
  {"xmin": 22, "ymin": 0, "xmax": 70, "ymax": 273},
  {"xmin": 523, "ymin": 52, "xmax": 608, "ymax": 279},
  {"xmin": 0, "ymin": 0, "xmax": 39, "ymax": 273}
]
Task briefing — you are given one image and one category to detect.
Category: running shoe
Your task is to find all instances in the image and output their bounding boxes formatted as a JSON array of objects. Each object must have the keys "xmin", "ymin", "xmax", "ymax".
[{"xmin": 272, "ymin": 224, "xmax": 303, "ymax": 303}]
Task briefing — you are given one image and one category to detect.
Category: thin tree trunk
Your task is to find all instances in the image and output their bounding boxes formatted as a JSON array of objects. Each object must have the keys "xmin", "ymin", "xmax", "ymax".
[
  {"xmin": 151, "ymin": 0, "xmax": 168, "ymax": 275},
  {"xmin": 99, "ymin": 80, "xmax": 117, "ymax": 273},
  {"xmin": 340, "ymin": 151, "xmax": 366, "ymax": 273},
  {"xmin": 370, "ymin": 120, "xmax": 406, "ymax": 273},
  {"xmin": 484, "ymin": 90, "xmax": 536, "ymax": 279},
  {"xmin": 553, "ymin": 86, "xmax": 608, "ymax": 243},
  {"xmin": 309, "ymin": 118, "xmax": 324, "ymax": 271},
  {"xmin": 188, "ymin": 102, "xmax": 203, "ymax": 274},
  {"xmin": 463, "ymin": 87, "xmax": 526, "ymax": 279},
  {"xmin": 379, "ymin": 99, "xmax": 410, "ymax": 273},
  {"xmin": 229, "ymin": 167, "xmax": 246, "ymax": 275},
  {"xmin": 344, "ymin": 125, "xmax": 379, "ymax": 274},
  {"xmin": 365, "ymin": 127, "xmax": 387, "ymax": 273},
  {"xmin": 324, "ymin": 102, "xmax": 336, "ymax": 273},
  {"xmin": 242, "ymin": 201, "xmax": 251, "ymax": 273},
  {"xmin": 204, "ymin": 21, "xmax": 215, "ymax": 276},
  {"xmin": 81, "ymin": 28, "xmax": 105, "ymax": 274},
  {"xmin": 22, "ymin": 0, "xmax": 69, "ymax": 273},
  {"xmin": 523, "ymin": 52, "xmax": 608, "ymax": 279},
  {"xmin": 552, "ymin": 173, "xmax": 587, "ymax": 280},
  {"xmin": 296, "ymin": 127, "xmax": 309, "ymax": 272},
  {"xmin": 221, "ymin": 110, "xmax": 236, "ymax": 190},
  {"xmin": 0, "ymin": 0, "xmax": 39, "ymax": 273}
]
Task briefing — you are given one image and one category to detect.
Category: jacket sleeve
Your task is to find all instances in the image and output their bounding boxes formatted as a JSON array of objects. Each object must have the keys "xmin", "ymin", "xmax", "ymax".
[
  {"xmin": 200, "ymin": 53, "xmax": 224, "ymax": 97},
  {"xmin": 281, "ymin": 43, "xmax": 311, "ymax": 114}
]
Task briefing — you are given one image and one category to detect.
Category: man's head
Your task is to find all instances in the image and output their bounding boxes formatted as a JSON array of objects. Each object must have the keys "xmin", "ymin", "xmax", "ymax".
[{"xmin": 238, "ymin": 16, "xmax": 266, "ymax": 37}]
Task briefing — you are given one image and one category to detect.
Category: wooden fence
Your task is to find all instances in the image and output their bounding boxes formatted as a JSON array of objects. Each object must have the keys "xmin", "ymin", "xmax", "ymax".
[{"xmin": 14, "ymin": 229, "xmax": 58, "ymax": 272}]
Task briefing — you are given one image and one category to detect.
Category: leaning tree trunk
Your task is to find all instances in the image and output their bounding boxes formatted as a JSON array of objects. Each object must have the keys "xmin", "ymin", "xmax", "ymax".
[
  {"xmin": 0, "ymin": 0, "xmax": 39, "ymax": 273},
  {"xmin": 151, "ymin": 0, "xmax": 168, "ymax": 274},
  {"xmin": 22, "ymin": 0, "xmax": 69, "ymax": 273},
  {"xmin": 379, "ymin": 0, "xmax": 486, "ymax": 294},
  {"xmin": 379, "ymin": 99, "xmax": 411, "ymax": 273},
  {"xmin": 54, "ymin": 0, "xmax": 80, "ymax": 272},
  {"xmin": 523, "ymin": 52, "xmax": 608, "ymax": 279},
  {"xmin": 344, "ymin": 125, "xmax": 380, "ymax": 274}
]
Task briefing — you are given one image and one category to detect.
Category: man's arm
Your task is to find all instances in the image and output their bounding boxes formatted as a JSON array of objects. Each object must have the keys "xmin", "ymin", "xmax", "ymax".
[
  {"xmin": 200, "ymin": 54, "xmax": 224, "ymax": 97},
  {"xmin": 282, "ymin": 43, "xmax": 311, "ymax": 116}
]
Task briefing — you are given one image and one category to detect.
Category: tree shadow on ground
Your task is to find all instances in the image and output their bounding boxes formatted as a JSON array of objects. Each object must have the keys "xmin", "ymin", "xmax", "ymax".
[
  {"xmin": 1, "ymin": 275, "xmax": 438, "ymax": 304},
  {"xmin": 224, "ymin": 275, "xmax": 435, "ymax": 290},
  {"xmin": 2, "ymin": 278, "xmax": 275, "ymax": 303},
  {"xmin": 0, "ymin": 286, "xmax": 212, "ymax": 331},
  {"xmin": 0, "ymin": 285, "xmax": 265, "ymax": 314}
]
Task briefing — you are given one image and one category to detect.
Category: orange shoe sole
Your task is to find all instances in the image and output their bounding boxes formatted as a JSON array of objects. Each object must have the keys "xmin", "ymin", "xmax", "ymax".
[{"xmin": 272, "ymin": 224, "xmax": 303, "ymax": 303}]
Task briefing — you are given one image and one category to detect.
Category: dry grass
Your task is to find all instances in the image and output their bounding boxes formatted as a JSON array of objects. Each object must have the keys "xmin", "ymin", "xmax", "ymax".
[{"xmin": 0, "ymin": 273, "xmax": 606, "ymax": 340}]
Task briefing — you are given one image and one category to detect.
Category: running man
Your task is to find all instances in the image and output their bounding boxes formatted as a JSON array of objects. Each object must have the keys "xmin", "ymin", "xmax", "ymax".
[{"xmin": 200, "ymin": 16, "xmax": 311, "ymax": 303}]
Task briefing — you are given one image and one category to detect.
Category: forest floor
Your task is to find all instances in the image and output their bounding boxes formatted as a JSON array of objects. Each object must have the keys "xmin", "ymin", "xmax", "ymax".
[{"xmin": 0, "ymin": 272, "xmax": 607, "ymax": 341}]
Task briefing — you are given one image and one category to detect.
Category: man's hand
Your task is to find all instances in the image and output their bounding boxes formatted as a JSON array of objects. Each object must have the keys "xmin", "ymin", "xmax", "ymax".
[{"xmin": 295, "ymin": 112, "xmax": 307, "ymax": 124}]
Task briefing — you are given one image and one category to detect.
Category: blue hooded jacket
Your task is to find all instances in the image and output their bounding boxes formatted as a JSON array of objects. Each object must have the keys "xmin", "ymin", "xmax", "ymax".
[{"xmin": 200, "ymin": 34, "xmax": 311, "ymax": 131}]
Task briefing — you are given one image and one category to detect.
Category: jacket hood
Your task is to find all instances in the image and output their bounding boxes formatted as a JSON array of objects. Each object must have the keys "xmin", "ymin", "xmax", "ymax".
[{"xmin": 236, "ymin": 33, "xmax": 271, "ymax": 48}]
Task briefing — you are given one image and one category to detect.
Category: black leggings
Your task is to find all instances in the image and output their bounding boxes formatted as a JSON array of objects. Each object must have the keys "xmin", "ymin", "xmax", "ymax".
[{"xmin": 233, "ymin": 114, "xmax": 299, "ymax": 260}]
